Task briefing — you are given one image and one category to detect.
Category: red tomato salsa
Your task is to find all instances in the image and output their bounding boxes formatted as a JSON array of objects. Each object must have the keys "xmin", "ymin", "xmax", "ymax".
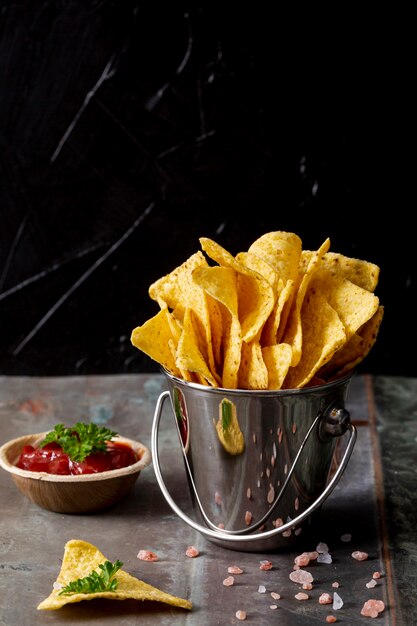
[{"xmin": 16, "ymin": 441, "xmax": 138, "ymax": 475}]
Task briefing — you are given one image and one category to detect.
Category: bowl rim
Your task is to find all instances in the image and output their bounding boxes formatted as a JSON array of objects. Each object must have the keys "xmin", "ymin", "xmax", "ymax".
[{"xmin": 0, "ymin": 432, "xmax": 152, "ymax": 483}]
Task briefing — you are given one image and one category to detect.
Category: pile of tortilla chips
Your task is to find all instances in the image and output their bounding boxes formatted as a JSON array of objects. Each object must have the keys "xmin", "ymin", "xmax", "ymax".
[
  {"xmin": 131, "ymin": 231, "xmax": 383, "ymax": 390},
  {"xmin": 37, "ymin": 539, "xmax": 192, "ymax": 611}
]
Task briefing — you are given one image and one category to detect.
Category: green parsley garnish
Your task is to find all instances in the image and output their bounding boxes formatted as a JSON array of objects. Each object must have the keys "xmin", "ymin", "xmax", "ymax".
[
  {"xmin": 40, "ymin": 422, "xmax": 118, "ymax": 462},
  {"xmin": 221, "ymin": 399, "xmax": 232, "ymax": 432},
  {"xmin": 58, "ymin": 560, "xmax": 123, "ymax": 595}
]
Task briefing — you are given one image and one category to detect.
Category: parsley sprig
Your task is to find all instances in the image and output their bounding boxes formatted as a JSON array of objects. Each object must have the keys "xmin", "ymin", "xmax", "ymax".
[
  {"xmin": 40, "ymin": 423, "xmax": 118, "ymax": 462},
  {"xmin": 58, "ymin": 560, "xmax": 123, "ymax": 595}
]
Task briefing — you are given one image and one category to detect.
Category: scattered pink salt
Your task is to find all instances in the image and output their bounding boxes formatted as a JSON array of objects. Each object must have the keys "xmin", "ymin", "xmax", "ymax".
[
  {"xmin": 332, "ymin": 582, "xmax": 340, "ymax": 588},
  {"xmin": 223, "ymin": 576, "xmax": 234, "ymax": 587},
  {"xmin": 259, "ymin": 560, "xmax": 273, "ymax": 571},
  {"xmin": 318, "ymin": 593, "xmax": 333, "ymax": 605},
  {"xmin": 270, "ymin": 604, "xmax": 278, "ymax": 610},
  {"xmin": 373, "ymin": 571, "xmax": 382, "ymax": 579},
  {"xmin": 326, "ymin": 616, "xmax": 337, "ymax": 623},
  {"xmin": 352, "ymin": 550, "xmax": 368, "ymax": 561},
  {"xmin": 271, "ymin": 592, "xmax": 281, "ymax": 600},
  {"xmin": 295, "ymin": 592, "xmax": 309, "ymax": 601},
  {"xmin": 258, "ymin": 585, "xmax": 266, "ymax": 593},
  {"xmin": 236, "ymin": 610, "xmax": 246, "ymax": 620},
  {"xmin": 302, "ymin": 582, "xmax": 313, "ymax": 590},
  {"xmin": 137, "ymin": 550, "xmax": 158, "ymax": 562},
  {"xmin": 228, "ymin": 566, "xmax": 243, "ymax": 574},
  {"xmin": 366, "ymin": 579, "xmax": 377, "ymax": 589},
  {"xmin": 294, "ymin": 552, "xmax": 311, "ymax": 567},
  {"xmin": 185, "ymin": 546, "xmax": 199, "ymax": 558},
  {"xmin": 290, "ymin": 569, "xmax": 314, "ymax": 584},
  {"xmin": 360, "ymin": 599, "xmax": 385, "ymax": 618}
]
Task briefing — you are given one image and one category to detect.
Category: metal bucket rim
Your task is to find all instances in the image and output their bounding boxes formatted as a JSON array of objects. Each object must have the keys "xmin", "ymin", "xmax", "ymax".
[{"xmin": 160, "ymin": 367, "xmax": 355, "ymax": 397}]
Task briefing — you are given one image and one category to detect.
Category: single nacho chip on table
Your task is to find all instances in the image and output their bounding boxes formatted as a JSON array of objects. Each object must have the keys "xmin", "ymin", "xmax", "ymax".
[{"xmin": 37, "ymin": 539, "xmax": 192, "ymax": 611}]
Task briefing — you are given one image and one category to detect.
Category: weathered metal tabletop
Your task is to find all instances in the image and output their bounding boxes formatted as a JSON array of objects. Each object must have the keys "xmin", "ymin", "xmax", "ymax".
[{"xmin": 0, "ymin": 373, "xmax": 415, "ymax": 625}]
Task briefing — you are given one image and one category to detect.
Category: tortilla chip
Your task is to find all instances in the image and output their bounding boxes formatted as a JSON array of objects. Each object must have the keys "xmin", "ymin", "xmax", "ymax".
[
  {"xmin": 235, "ymin": 251, "xmax": 280, "ymax": 293},
  {"xmin": 301, "ymin": 250, "xmax": 380, "ymax": 292},
  {"xmin": 199, "ymin": 237, "xmax": 275, "ymax": 343},
  {"xmin": 176, "ymin": 308, "xmax": 220, "ymax": 386},
  {"xmin": 261, "ymin": 279, "xmax": 294, "ymax": 346},
  {"xmin": 281, "ymin": 237, "xmax": 331, "ymax": 366},
  {"xmin": 262, "ymin": 343, "xmax": 293, "ymax": 389},
  {"xmin": 311, "ymin": 269, "xmax": 380, "ymax": 341},
  {"xmin": 238, "ymin": 340, "xmax": 268, "ymax": 390},
  {"xmin": 248, "ymin": 231, "xmax": 302, "ymax": 283},
  {"xmin": 130, "ymin": 308, "xmax": 181, "ymax": 377},
  {"xmin": 320, "ymin": 305, "xmax": 384, "ymax": 379},
  {"xmin": 283, "ymin": 289, "xmax": 346, "ymax": 389},
  {"xmin": 192, "ymin": 265, "xmax": 242, "ymax": 388},
  {"xmin": 37, "ymin": 539, "xmax": 192, "ymax": 611}
]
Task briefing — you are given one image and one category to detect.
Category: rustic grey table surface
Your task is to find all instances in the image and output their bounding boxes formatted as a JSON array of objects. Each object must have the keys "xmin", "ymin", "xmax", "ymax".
[{"xmin": 0, "ymin": 373, "xmax": 415, "ymax": 626}]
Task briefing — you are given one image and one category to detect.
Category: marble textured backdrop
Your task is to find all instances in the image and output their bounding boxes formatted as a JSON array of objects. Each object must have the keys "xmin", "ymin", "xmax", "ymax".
[{"xmin": 0, "ymin": 3, "xmax": 413, "ymax": 376}]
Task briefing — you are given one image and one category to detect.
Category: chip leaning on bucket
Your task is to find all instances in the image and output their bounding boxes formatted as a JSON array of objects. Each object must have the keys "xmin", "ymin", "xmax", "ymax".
[{"xmin": 130, "ymin": 231, "xmax": 383, "ymax": 390}]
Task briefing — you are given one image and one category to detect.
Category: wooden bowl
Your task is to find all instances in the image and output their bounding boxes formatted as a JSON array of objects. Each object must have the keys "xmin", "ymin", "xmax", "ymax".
[{"xmin": 0, "ymin": 432, "xmax": 152, "ymax": 514}]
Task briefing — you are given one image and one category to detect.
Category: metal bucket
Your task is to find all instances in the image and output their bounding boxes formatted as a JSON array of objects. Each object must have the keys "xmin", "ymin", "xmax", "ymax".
[{"xmin": 152, "ymin": 371, "xmax": 356, "ymax": 552}]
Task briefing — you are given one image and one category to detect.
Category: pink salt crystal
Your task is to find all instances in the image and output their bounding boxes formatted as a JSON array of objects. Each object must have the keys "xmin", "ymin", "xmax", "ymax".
[
  {"xmin": 215, "ymin": 491, "xmax": 222, "ymax": 505},
  {"xmin": 267, "ymin": 485, "xmax": 275, "ymax": 503},
  {"xmin": 332, "ymin": 582, "xmax": 340, "ymax": 588},
  {"xmin": 245, "ymin": 511, "xmax": 253, "ymax": 525},
  {"xmin": 360, "ymin": 599, "xmax": 385, "ymax": 617},
  {"xmin": 259, "ymin": 560, "xmax": 273, "ymax": 571},
  {"xmin": 218, "ymin": 522, "xmax": 225, "ymax": 529},
  {"xmin": 366, "ymin": 579, "xmax": 377, "ymax": 589},
  {"xmin": 236, "ymin": 610, "xmax": 246, "ymax": 620},
  {"xmin": 185, "ymin": 546, "xmax": 199, "ymax": 558},
  {"xmin": 270, "ymin": 604, "xmax": 278, "ymax": 610},
  {"xmin": 228, "ymin": 566, "xmax": 243, "ymax": 575},
  {"xmin": 302, "ymin": 583, "xmax": 313, "ymax": 590},
  {"xmin": 258, "ymin": 585, "xmax": 266, "ymax": 593},
  {"xmin": 246, "ymin": 487, "xmax": 251, "ymax": 499},
  {"xmin": 326, "ymin": 616, "xmax": 337, "ymax": 623},
  {"xmin": 318, "ymin": 593, "xmax": 333, "ymax": 605},
  {"xmin": 295, "ymin": 592, "xmax": 309, "ymax": 601},
  {"xmin": 373, "ymin": 571, "xmax": 382, "ymax": 579},
  {"xmin": 294, "ymin": 552, "xmax": 311, "ymax": 567},
  {"xmin": 290, "ymin": 569, "xmax": 314, "ymax": 584},
  {"xmin": 352, "ymin": 550, "xmax": 368, "ymax": 561},
  {"xmin": 223, "ymin": 576, "xmax": 235, "ymax": 587},
  {"xmin": 271, "ymin": 592, "xmax": 281, "ymax": 600},
  {"xmin": 137, "ymin": 550, "xmax": 158, "ymax": 562}
]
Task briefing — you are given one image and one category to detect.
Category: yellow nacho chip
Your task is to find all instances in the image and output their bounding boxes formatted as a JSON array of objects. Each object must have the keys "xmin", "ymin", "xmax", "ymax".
[
  {"xmin": 320, "ymin": 305, "xmax": 385, "ymax": 379},
  {"xmin": 176, "ymin": 307, "xmax": 220, "ymax": 387},
  {"xmin": 130, "ymin": 308, "xmax": 181, "ymax": 377},
  {"xmin": 283, "ymin": 289, "xmax": 346, "ymax": 389},
  {"xmin": 192, "ymin": 265, "xmax": 242, "ymax": 389},
  {"xmin": 199, "ymin": 237, "xmax": 275, "ymax": 343},
  {"xmin": 248, "ymin": 231, "xmax": 302, "ymax": 283},
  {"xmin": 238, "ymin": 340, "xmax": 268, "ymax": 390},
  {"xmin": 281, "ymin": 237, "xmax": 331, "ymax": 366},
  {"xmin": 37, "ymin": 539, "xmax": 192, "ymax": 611},
  {"xmin": 301, "ymin": 250, "xmax": 380, "ymax": 292},
  {"xmin": 310, "ymin": 269, "xmax": 380, "ymax": 341},
  {"xmin": 262, "ymin": 343, "xmax": 293, "ymax": 390}
]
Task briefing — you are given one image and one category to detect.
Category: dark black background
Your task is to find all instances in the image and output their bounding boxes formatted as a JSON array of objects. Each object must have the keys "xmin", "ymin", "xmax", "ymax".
[{"xmin": 0, "ymin": 3, "xmax": 414, "ymax": 377}]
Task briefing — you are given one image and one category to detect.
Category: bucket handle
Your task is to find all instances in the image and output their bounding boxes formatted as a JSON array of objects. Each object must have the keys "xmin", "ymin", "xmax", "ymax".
[{"xmin": 151, "ymin": 390, "xmax": 357, "ymax": 545}]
